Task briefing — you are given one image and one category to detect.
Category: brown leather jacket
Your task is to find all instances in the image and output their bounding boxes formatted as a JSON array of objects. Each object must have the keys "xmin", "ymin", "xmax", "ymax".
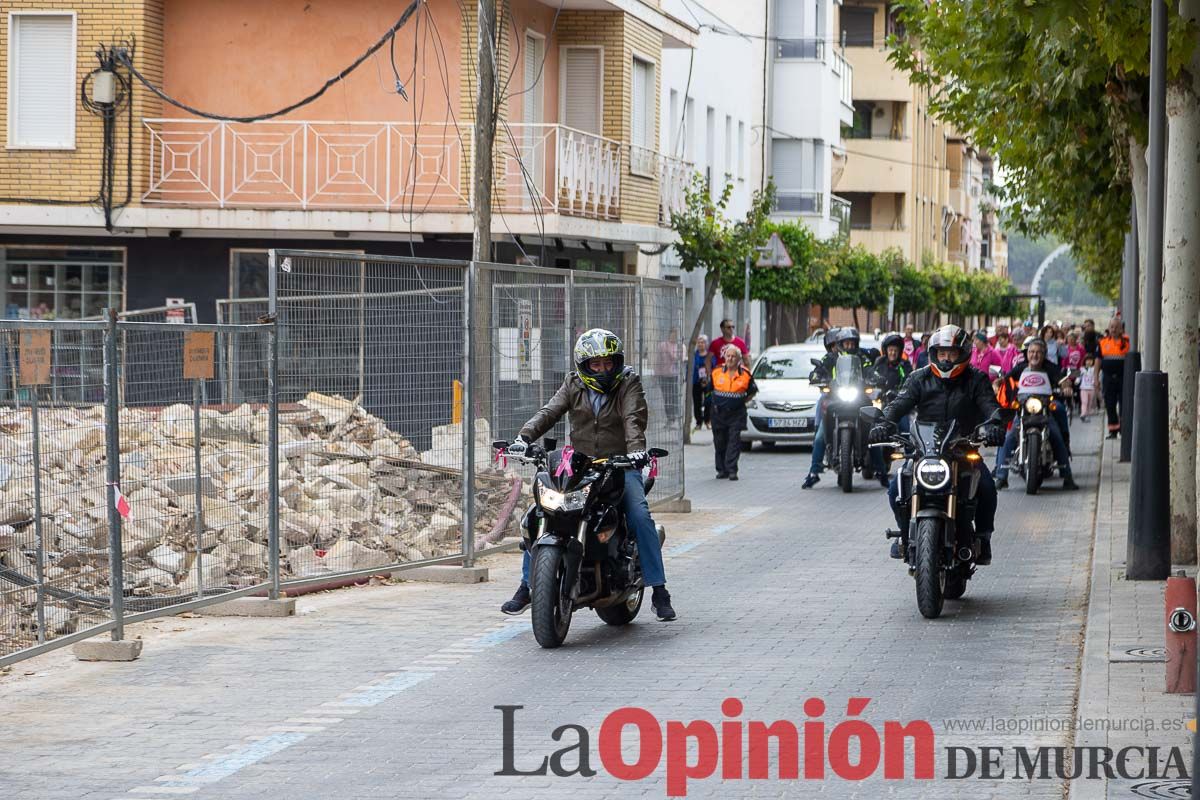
[{"xmin": 518, "ymin": 368, "xmax": 648, "ymax": 457}]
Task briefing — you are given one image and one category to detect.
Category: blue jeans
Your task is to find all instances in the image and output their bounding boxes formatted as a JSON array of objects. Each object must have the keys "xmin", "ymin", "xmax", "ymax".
[
  {"xmin": 807, "ymin": 395, "xmax": 829, "ymax": 474},
  {"xmin": 888, "ymin": 464, "xmax": 997, "ymax": 539},
  {"xmin": 521, "ymin": 470, "xmax": 666, "ymax": 588},
  {"xmin": 994, "ymin": 414, "xmax": 1070, "ymax": 479}
]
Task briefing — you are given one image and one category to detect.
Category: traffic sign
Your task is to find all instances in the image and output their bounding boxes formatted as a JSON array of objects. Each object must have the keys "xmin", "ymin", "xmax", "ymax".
[{"xmin": 755, "ymin": 232, "xmax": 793, "ymax": 268}]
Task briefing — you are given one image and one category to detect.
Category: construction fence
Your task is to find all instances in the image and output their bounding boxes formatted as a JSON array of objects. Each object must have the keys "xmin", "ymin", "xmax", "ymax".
[{"xmin": 0, "ymin": 251, "xmax": 686, "ymax": 667}]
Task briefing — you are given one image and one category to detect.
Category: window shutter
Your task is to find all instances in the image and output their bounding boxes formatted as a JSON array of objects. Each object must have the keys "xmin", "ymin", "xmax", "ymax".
[
  {"xmin": 10, "ymin": 14, "xmax": 76, "ymax": 147},
  {"xmin": 771, "ymin": 139, "xmax": 804, "ymax": 190},
  {"xmin": 774, "ymin": 0, "xmax": 804, "ymax": 38},
  {"xmin": 631, "ymin": 59, "xmax": 653, "ymax": 148},
  {"xmin": 523, "ymin": 34, "xmax": 544, "ymax": 124},
  {"xmin": 562, "ymin": 48, "xmax": 601, "ymax": 135}
]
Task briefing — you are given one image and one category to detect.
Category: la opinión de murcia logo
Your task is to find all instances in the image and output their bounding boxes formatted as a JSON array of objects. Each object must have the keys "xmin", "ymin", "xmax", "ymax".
[{"xmin": 495, "ymin": 700, "xmax": 1191, "ymax": 797}]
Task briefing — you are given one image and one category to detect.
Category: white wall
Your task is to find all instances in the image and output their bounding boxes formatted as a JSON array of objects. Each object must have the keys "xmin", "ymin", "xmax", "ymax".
[{"xmin": 655, "ymin": 0, "xmax": 769, "ymax": 354}]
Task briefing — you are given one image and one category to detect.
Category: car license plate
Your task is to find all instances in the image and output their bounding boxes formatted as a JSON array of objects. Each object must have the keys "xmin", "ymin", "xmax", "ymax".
[{"xmin": 767, "ymin": 418, "xmax": 810, "ymax": 429}]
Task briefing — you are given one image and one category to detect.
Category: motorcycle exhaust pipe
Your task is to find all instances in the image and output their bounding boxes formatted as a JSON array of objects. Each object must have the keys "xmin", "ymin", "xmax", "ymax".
[{"xmin": 957, "ymin": 546, "xmax": 974, "ymax": 562}]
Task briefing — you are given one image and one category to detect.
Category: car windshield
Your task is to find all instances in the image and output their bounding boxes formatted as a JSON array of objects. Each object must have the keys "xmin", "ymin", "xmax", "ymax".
[{"xmin": 753, "ymin": 355, "xmax": 814, "ymax": 380}]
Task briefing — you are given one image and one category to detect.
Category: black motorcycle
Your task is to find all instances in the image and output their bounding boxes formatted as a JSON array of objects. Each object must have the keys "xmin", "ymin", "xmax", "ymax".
[
  {"xmin": 811, "ymin": 353, "xmax": 879, "ymax": 492},
  {"xmin": 1011, "ymin": 392, "xmax": 1059, "ymax": 495},
  {"xmin": 864, "ymin": 410, "xmax": 985, "ymax": 619},
  {"xmin": 493, "ymin": 438, "xmax": 667, "ymax": 648}
]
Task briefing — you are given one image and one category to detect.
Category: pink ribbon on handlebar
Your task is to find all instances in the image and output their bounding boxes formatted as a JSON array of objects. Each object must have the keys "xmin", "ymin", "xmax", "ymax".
[
  {"xmin": 554, "ymin": 446, "xmax": 575, "ymax": 478},
  {"xmin": 494, "ymin": 447, "xmax": 507, "ymax": 468},
  {"xmin": 648, "ymin": 455, "xmax": 659, "ymax": 479}
]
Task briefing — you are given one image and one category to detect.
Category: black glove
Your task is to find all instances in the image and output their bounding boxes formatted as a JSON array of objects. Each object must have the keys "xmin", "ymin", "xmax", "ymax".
[
  {"xmin": 868, "ymin": 421, "xmax": 896, "ymax": 444},
  {"xmin": 982, "ymin": 424, "xmax": 1006, "ymax": 447}
]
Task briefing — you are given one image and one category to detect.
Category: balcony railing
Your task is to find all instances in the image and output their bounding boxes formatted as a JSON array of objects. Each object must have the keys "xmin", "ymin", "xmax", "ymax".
[
  {"xmin": 775, "ymin": 38, "xmax": 825, "ymax": 60},
  {"xmin": 143, "ymin": 119, "xmax": 636, "ymax": 223},
  {"xmin": 658, "ymin": 153, "xmax": 692, "ymax": 224},
  {"xmin": 830, "ymin": 194, "xmax": 851, "ymax": 239},
  {"xmin": 833, "ymin": 50, "xmax": 854, "ymax": 109},
  {"xmin": 775, "ymin": 190, "xmax": 824, "ymax": 215}
]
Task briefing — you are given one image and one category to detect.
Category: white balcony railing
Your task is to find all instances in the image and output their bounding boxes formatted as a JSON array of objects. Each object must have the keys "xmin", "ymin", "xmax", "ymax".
[
  {"xmin": 143, "ymin": 119, "xmax": 470, "ymax": 212},
  {"xmin": 496, "ymin": 123, "xmax": 622, "ymax": 220},
  {"xmin": 658, "ymin": 153, "xmax": 692, "ymax": 223},
  {"xmin": 834, "ymin": 50, "xmax": 854, "ymax": 109}
]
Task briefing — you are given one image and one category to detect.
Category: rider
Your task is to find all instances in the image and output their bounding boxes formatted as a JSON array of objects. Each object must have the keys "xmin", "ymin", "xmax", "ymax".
[
  {"xmin": 867, "ymin": 333, "xmax": 912, "ymax": 487},
  {"xmin": 499, "ymin": 328, "xmax": 676, "ymax": 621},
  {"xmin": 993, "ymin": 337, "xmax": 1079, "ymax": 492},
  {"xmin": 802, "ymin": 327, "xmax": 876, "ymax": 489},
  {"xmin": 868, "ymin": 325, "xmax": 1007, "ymax": 564}
]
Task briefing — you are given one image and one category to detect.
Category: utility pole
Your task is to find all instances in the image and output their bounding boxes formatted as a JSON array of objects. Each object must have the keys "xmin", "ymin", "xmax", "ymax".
[{"xmin": 472, "ymin": 0, "xmax": 497, "ymax": 263}]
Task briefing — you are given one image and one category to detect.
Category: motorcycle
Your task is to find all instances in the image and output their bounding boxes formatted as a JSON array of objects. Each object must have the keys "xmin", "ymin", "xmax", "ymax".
[
  {"xmin": 811, "ymin": 353, "xmax": 879, "ymax": 492},
  {"xmin": 1012, "ymin": 391, "xmax": 1059, "ymax": 495},
  {"xmin": 492, "ymin": 438, "xmax": 668, "ymax": 649},
  {"xmin": 864, "ymin": 408, "xmax": 985, "ymax": 619}
]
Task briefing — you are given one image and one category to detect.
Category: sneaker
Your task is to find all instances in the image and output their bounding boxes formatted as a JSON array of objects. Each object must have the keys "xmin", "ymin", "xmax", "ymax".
[
  {"xmin": 500, "ymin": 583, "xmax": 531, "ymax": 615},
  {"xmin": 801, "ymin": 473, "xmax": 820, "ymax": 489},
  {"xmin": 1062, "ymin": 476, "xmax": 1080, "ymax": 491},
  {"xmin": 728, "ymin": 474, "xmax": 739, "ymax": 481},
  {"xmin": 976, "ymin": 538, "xmax": 992, "ymax": 565},
  {"xmin": 1106, "ymin": 431, "xmax": 1119, "ymax": 439},
  {"xmin": 889, "ymin": 539, "xmax": 902, "ymax": 559},
  {"xmin": 996, "ymin": 475, "xmax": 1008, "ymax": 491},
  {"xmin": 651, "ymin": 586, "xmax": 676, "ymax": 621}
]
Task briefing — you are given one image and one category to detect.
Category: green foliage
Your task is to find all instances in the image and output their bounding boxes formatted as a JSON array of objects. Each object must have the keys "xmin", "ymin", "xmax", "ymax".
[
  {"xmin": 668, "ymin": 175, "xmax": 775, "ymax": 283},
  {"xmin": 889, "ymin": 0, "xmax": 1196, "ymax": 302},
  {"xmin": 718, "ymin": 220, "xmax": 831, "ymax": 305}
]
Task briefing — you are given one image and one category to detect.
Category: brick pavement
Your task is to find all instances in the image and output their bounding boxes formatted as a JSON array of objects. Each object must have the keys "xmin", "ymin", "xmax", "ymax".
[{"xmin": 0, "ymin": 419, "xmax": 1106, "ymax": 799}]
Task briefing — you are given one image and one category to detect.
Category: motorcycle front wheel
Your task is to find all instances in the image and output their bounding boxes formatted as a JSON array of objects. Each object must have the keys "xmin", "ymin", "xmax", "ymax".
[
  {"xmin": 914, "ymin": 518, "xmax": 946, "ymax": 619},
  {"xmin": 1025, "ymin": 432, "xmax": 1043, "ymax": 495},
  {"xmin": 531, "ymin": 546, "xmax": 574, "ymax": 648},
  {"xmin": 838, "ymin": 429, "xmax": 854, "ymax": 493},
  {"xmin": 595, "ymin": 589, "xmax": 644, "ymax": 626}
]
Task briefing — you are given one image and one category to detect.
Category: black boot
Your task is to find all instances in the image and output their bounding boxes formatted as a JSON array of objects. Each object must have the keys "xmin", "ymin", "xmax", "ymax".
[
  {"xmin": 977, "ymin": 538, "xmax": 993, "ymax": 566},
  {"xmin": 501, "ymin": 583, "xmax": 531, "ymax": 615},
  {"xmin": 651, "ymin": 586, "xmax": 676, "ymax": 621}
]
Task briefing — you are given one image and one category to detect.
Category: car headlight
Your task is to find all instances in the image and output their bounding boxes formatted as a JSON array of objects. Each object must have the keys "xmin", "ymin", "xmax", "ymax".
[
  {"xmin": 836, "ymin": 386, "xmax": 860, "ymax": 402},
  {"xmin": 915, "ymin": 458, "xmax": 951, "ymax": 490},
  {"xmin": 1024, "ymin": 397, "xmax": 1044, "ymax": 414},
  {"xmin": 538, "ymin": 484, "xmax": 590, "ymax": 512}
]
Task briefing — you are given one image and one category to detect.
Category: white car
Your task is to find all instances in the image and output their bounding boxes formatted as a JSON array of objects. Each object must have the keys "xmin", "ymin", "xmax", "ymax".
[{"xmin": 740, "ymin": 343, "xmax": 827, "ymax": 448}]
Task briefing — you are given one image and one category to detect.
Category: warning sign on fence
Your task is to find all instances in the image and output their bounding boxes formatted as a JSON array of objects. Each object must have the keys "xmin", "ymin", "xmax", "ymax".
[
  {"xmin": 183, "ymin": 331, "xmax": 215, "ymax": 380},
  {"xmin": 18, "ymin": 330, "xmax": 51, "ymax": 386}
]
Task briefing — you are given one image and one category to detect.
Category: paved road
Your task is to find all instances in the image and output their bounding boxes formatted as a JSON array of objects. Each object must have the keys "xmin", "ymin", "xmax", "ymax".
[{"xmin": 0, "ymin": 421, "xmax": 1101, "ymax": 800}]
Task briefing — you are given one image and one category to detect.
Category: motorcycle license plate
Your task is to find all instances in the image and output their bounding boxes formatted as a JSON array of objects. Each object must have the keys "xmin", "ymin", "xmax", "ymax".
[{"xmin": 768, "ymin": 418, "xmax": 810, "ymax": 429}]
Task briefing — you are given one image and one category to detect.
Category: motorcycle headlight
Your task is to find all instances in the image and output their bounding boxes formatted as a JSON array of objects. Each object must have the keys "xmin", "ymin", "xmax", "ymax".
[
  {"xmin": 537, "ymin": 484, "xmax": 590, "ymax": 512},
  {"xmin": 872, "ymin": 398, "xmax": 883, "ymax": 409},
  {"xmin": 836, "ymin": 386, "xmax": 860, "ymax": 402},
  {"xmin": 915, "ymin": 458, "xmax": 951, "ymax": 490},
  {"xmin": 1024, "ymin": 397, "xmax": 1044, "ymax": 414}
]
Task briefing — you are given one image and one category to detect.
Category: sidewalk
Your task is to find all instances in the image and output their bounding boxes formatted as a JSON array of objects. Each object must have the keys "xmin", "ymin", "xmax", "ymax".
[{"xmin": 1072, "ymin": 434, "xmax": 1194, "ymax": 800}]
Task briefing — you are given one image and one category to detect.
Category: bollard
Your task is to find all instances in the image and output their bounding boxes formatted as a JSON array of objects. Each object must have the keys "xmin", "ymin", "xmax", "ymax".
[
  {"xmin": 1126, "ymin": 370, "xmax": 1170, "ymax": 580},
  {"xmin": 1165, "ymin": 575, "xmax": 1197, "ymax": 694},
  {"xmin": 1119, "ymin": 350, "xmax": 1140, "ymax": 463}
]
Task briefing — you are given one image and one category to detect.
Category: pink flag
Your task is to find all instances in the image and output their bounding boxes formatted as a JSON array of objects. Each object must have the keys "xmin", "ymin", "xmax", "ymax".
[{"xmin": 114, "ymin": 487, "xmax": 131, "ymax": 519}]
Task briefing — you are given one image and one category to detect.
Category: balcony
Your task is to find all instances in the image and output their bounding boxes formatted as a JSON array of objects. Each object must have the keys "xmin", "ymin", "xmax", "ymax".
[
  {"xmin": 775, "ymin": 38, "xmax": 825, "ymax": 60},
  {"xmin": 832, "ymin": 50, "xmax": 854, "ymax": 112},
  {"xmin": 850, "ymin": 226, "xmax": 910, "ymax": 254},
  {"xmin": 657, "ymin": 153, "xmax": 692, "ymax": 224},
  {"xmin": 830, "ymin": 194, "xmax": 851, "ymax": 239},
  {"xmin": 775, "ymin": 190, "xmax": 824, "ymax": 215},
  {"xmin": 842, "ymin": 46, "xmax": 910, "ymax": 102},
  {"xmin": 142, "ymin": 119, "xmax": 658, "ymax": 225},
  {"xmin": 838, "ymin": 138, "xmax": 912, "ymax": 194}
]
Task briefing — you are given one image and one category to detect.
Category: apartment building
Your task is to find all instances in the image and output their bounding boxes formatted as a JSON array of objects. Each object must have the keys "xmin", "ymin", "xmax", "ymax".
[
  {"xmin": 0, "ymin": 0, "xmax": 696, "ymax": 321},
  {"xmin": 978, "ymin": 150, "xmax": 1009, "ymax": 277},
  {"xmin": 946, "ymin": 131, "xmax": 983, "ymax": 270},
  {"xmin": 656, "ymin": 0, "xmax": 768, "ymax": 349},
  {"xmin": 766, "ymin": 0, "xmax": 854, "ymax": 241},
  {"xmin": 832, "ymin": 0, "xmax": 951, "ymax": 264}
]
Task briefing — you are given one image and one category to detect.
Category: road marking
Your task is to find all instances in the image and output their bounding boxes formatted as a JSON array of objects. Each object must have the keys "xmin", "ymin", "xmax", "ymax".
[{"xmin": 151, "ymin": 732, "xmax": 309, "ymax": 788}]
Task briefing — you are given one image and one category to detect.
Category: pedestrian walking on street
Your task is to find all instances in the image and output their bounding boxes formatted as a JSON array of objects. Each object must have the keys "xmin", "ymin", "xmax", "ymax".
[
  {"xmin": 706, "ymin": 318, "xmax": 750, "ymax": 375},
  {"xmin": 691, "ymin": 334, "xmax": 711, "ymax": 430},
  {"xmin": 1079, "ymin": 354, "xmax": 1098, "ymax": 421},
  {"xmin": 710, "ymin": 344, "xmax": 757, "ymax": 481},
  {"xmin": 1099, "ymin": 318, "xmax": 1130, "ymax": 438},
  {"xmin": 655, "ymin": 326, "xmax": 684, "ymax": 426}
]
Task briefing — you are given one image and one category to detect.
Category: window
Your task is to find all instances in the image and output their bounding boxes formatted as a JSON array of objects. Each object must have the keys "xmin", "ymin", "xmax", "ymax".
[
  {"xmin": 850, "ymin": 101, "xmax": 875, "ymax": 139},
  {"xmin": 630, "ymin": 56, "xmax": 656, "ymax": 176},
  {"xmin": 771, "ymin": 138, "xmax": 824, "ymax": 213},
  {"xmin": 560, "ymin": 47, "xmax": 602, "ymax": 135},
  {"xmin": 724, "ymin": 115, "xmax": 732, "ymax": 180},
  {"xmin": 839, "ymin": 7, "xmax": 875, "ymax": 47},
  {"xmin": 2, "ymin": 246, "xmax": 123, "ymax": 319},
  {"xmin": 7, "ymin": 13, "xmax": 77, "ymax": 149},
  {"xmin": 705, "ymin": 107, "xmax": 716, "ymax": 193},
  {"xmin": 737, "ymin": 121, "xmax": 745, "ymax": 180},
  {"xmin": 669, "ymin": 90, "xmax": 680, "ymax": 154},
  {"xmin": 523, "ymin": 32, "xmax": 547, "ymax": 206},
  {"xmin": 684, "ymin": 97, "xmax": 695, "ymax": 160},
  {"xmin": 773, "ymin": 0, "xmax": 824, "ymax": 58}
]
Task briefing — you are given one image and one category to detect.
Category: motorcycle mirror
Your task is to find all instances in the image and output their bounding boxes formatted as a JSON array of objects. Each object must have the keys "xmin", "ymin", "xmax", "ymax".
[
  {"xmin": 491, "ymin": 440, "xmax": 509, "ymax": 450},
  {"xmin": 648, "ymin": 447, "xmax": 669, "ymax": 458},
  {"xmin": 810, "ymin": 358, "xmax": 822, "ymax": 367},
  {"xmin": 543, "ymin": 437, "xmax": 558, "ymax": 451},
  {"xmin": 859, "ymin": 406, "xmax": 883, "ymax": 423}
]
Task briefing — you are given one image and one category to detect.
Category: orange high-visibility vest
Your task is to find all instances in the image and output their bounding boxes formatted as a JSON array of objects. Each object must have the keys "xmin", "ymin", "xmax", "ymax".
[
  {"xmin": 1099, "ymin": 335, "xmax": 1130, "ymax": 360},
  {"xmin": 711, "ymin": 366, "xmax": 752, "ymax": 398}
]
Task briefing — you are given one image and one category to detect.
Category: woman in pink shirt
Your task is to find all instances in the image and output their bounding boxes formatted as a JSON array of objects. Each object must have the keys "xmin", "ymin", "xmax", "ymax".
[
  {"xmin": 969, "ymin": 330, "xmax": 1002, "ymax": 374},
  {"xmin": 994, "ymin": 331, "xmax": 1018, "ymax": 374}
]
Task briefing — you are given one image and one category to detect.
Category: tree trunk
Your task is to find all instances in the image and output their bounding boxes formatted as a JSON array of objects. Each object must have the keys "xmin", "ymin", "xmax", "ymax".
[
  {"xmin": 1166, "ymin": 0, "xmax": 1200, "ymax": 564},
  {"xmin": 683, "ymin": 269, "xmax": 721, "ymax": 445},
  {"xmin": 852, "ymin": 308, "xmax": 860, "ymax": 329},
  {"xmin": 1128, "ymin": 135, "xmax": 1150, "ymax": 344}
]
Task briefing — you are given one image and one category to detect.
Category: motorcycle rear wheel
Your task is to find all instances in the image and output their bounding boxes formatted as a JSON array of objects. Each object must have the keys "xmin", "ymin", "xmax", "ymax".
[
  {"xmin": 595, "ymin": 589, "xmax": 644, "ymax": 626},
  {"xmin": 838, "ymin": 429, "xmax": 854, "ymax": 493},
  {"xmin": 531, "ymin": 547, "xmax": 574, "ymax": 648},
  {"xmin": 1025, "ymin": 433, "xmax": 1043, "ymax": 495},
  {"xmin": 915, "ymin": 518, "xmax": 946, "ymax": 619}
]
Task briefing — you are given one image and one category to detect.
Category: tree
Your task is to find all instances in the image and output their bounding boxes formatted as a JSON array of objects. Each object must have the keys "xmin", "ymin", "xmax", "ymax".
[
  {"xmin": 718, "ymin": 220, "xmax": 826, "ymax": 306},
  {"xmin": 668, "ymin": 175, "xmax": 775, "ymax": 360},
  {"xmin": 811, "ymin": 243, "xmax": 891, "ymax": 328},
  {"xmin": 882, "ymin": 248, "xmax": 933, "ymax": 323}
]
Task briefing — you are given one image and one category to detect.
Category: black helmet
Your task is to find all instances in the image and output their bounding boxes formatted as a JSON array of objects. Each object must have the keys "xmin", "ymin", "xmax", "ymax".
[
  {"xmin": 573, "ymin": 328, "xmax": 625, "ymax": 393},
  {"xmin": 834, "ymin": 327, "xmax": 860, "ymax": 351},
  {"xmin": 881, "ymin": 333, "xmax": 904, "ymax": 355},
  {"xmin": 927, "ymin": 325, "xmax": 971, "ymax": 379},
  {"xmin": 822, "ymin": 326, "xmax": 841, "ymax": 352}
]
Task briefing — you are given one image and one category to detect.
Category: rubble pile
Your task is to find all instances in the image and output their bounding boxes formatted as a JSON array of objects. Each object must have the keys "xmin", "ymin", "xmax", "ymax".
[{"xmin": 0, "ymin": 393, "xmax": 526, "ymax": 648}]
